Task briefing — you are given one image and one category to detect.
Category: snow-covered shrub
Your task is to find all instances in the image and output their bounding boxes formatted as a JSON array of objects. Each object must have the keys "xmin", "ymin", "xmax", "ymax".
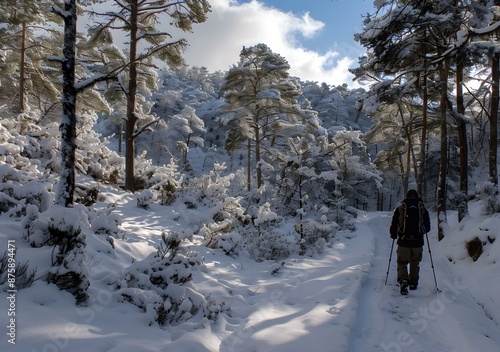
[
  {"xmin": 297, "ymin": 218, "xmax": 336, "ymax": 255},
  {"xmin": 24, "ymin": 205, "xmax": 91, "ymax": 304},
  {"xmin": 21, "ymin": 205, "xmax": 39, "ymax": 241},
  {"xmin": 242, "ymin": 202, "xmax": 296, "ymax": 260},
  {"xmin": 184, "ymin": 163, "xmax": 248, "ymax": 252},
  {"xmin": 0, "ymin": 180, "xmax": 52, "ymax": 217},
  {"xmin": 200, "ymin": 224, "xmax": 241, "ymax": 256},
  {"xmin": 182, "ymin": 163, "xmax": 233, "ymax": 203},
  {"xmin": 476, "ymin": 182, "xmax": 500, "ymax": 215},
  {"xmin": 90, "ymin": 213, "xmax": 121, "ymax": 237},
  {"xmin": 4, "ymin": 109, "xmax": 123, "ymax": 188},
  {"xmin": 155, "ymin": 180, "xmax": 177, "ymax": 206},
  {"xmin": 135, "ymin": 161, "xmax": 182, "ymax": 205},
  {"xmin": 254, "ymin": 202, "xmax": 278, "ymax": 225},
  {"xmin": 114, "ymin": 232, "xmax": 225, "ymax": 325},
  {"xmin": 244, "ymin": 227, "xmax": 298, "ymax": 261},
  {"xmin": 75, "ymin": 185, "xmax": 99, "ymax": 206},
  {"xmin": 0, "ymin": 250, "xmax": 37, "ymax": 291},
  {"xmin": 201, "ymin": 196, "xmax": 246, "ymax": 248},
  {"xmin": 0, "ymin": 121, "xmax": 53, "ymax": 217},
  {"xmin": 46, "ymin": 207, "xmax": 90, "ymax": 304},
  {"xmin": 47, "ymin": 230, "xmax": 89, "ymax": 305},
  {"xmin": 24, "ymin": 206, "xmax": 88, "ymax": 247},
  {"xmin": 156, "ymin": 230, "xmax": 182, "ymax": 259},
  {"xmin": 0, "ymin": 185, "xmax": 18, "ymax": 214},
  {"xmin": 326, "ymin": 196, "xmax": 357, "ymax": 231},
  {"xmin": 74, "ymin": 111, "xmax": 125, "ymax": 183},
  {"xmin": 132, "ymin": 152, "xmax": 182, "ymax": 192},
  {"xmin": 136, "ymin": 189, "xmax": 154, "ymax": 209},
  {"xmin": 295, "ymin": 205, "xmax": 337, "ymax": 255},
  {"xmin": 24, "ymin": 208, "xmax": 50, "ymax": 247}
]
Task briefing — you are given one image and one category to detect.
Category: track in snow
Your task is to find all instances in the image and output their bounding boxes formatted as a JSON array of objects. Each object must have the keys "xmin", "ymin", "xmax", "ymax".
[{"xmin": 348, "ymin": 213, "xmax": 500, "ymax": 352}]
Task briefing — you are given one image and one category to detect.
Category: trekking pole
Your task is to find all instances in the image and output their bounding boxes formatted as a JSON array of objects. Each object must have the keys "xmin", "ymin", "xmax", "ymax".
[
  {"xmin": 385, "ymin": 238, "xmax": 395, "ymax": 285},
  {"xmin": 425, "ymin": 232, "xmax": 441, "ymax": 293}
]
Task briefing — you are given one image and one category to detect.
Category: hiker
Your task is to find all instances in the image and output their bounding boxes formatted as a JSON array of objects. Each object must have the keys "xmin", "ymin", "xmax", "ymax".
[{"xmin": 389, "ymin": 189, "xmax": 431, "ymax": 295}]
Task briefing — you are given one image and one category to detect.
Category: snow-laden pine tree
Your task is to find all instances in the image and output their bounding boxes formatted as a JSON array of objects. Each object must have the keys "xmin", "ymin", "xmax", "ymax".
[
  {"xmin": 152, "ymin": 67, "xmax": 226, "ymax": 157},
  {"xmin": 90, "ymin": 0, "xmax": 211, "ymax": 191},
  {"xmin": 221, "ymin": 43, "xmax": 316, "ymax": 191},
  {"xmin": 0, "ymin": 0, "xmax": 60, "ymax": 114}
]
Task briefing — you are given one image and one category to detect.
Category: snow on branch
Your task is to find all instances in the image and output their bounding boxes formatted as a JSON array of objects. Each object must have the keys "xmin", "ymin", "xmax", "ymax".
[
  {"xmin": 137, "ymin": 31, "xmax": 173, "ymax": 41},
  {"xmin": 436, "ymin": 21, "xmax": 500, "ymax": 63},
  {"xmin": 51, "ymin": 5, "xmax": 71, "ymax": 19},
  {"xmin": 47, "ymin": 55, "xmax": 65, "ymax": 63},
  {"xmin": 75, "ymin": 72, "xmax": 119, "ymax": 93},
  {"xmin": 132, "ymin": 117, "xmax": 162, "ymax": 139},
  {"xmin": 472, "ymin": 21, "xmax": 500, "ymax": 36}
]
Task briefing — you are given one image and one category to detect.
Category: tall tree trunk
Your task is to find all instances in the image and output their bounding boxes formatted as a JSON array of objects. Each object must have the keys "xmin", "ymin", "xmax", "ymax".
[
  {"xmin": 437, "ymin": 58, "xmax": 449, "ymax": 241},
  {"xmin": 255, "ymin": 114, "xmax": 262, "ymax": 189},
  {"xmin": 418, "ymin": 71, "xmax": 428, "ymax": 201},
  {"xmin": 118, "ymin": 120, "xmax": 123, "ymax": 154},
  {"xmin": 55, "ymin": 0, "xmax": 77, "ymax": 207},
  {"xmin": 398, "ymin": 154, "xmax": 405, "ymax": 191},
  {"xmin": 247, "ymin": 138, "xmax": 251, "ymax": 191},
  {"xmin": 19, "ymin": 21, "xmax": 26, "ymax": 113},
  {"xmin": 490, "ymin": 53, "xmax": 499, "ymax": 187},
  {"xmin": 125, "ymin": 1, "xmax": 139, "ymax": 191},
  {"xmin": 456, "ymin": 51, "xmax": 468, "ymax": 222},
  {"xmin": 398, "ymin": 104, "xmax": 411, "ymax": 194},
  {"xmin": 404, "ymin": 119, "xmax": 413, "ymax": 195}
]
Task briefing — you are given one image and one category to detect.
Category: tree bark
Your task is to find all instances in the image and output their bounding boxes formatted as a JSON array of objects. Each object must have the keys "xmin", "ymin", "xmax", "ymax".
[
  {"xmin": 490, "ymin": 53, "xmax": 499, "ymax": 187},
  {"xmin": 418, "ymin": 70, "xmax": 428, "ymax": 201},
  {"xmin": 118, "ymin": 120, "xmax": 123, "ymax": 154},
  {"xmin": 247, "ymin": 138, "xmax": 251, "ymax": 191},
  {"xmin": 125, "ymin": 1, "xmax": 139, "ymax": 191},
  {"xmin": 56, "ymin": 0, "xmax": 77, "ymax": 207},
  {"xmin": 437, "ymin": 58, "xmax": 449, "ymax": 241},
  {"xmin": 19, "ymin": 21, "xmax": 26, "ymax": 113},
  {"xmin": 255, "ymin": 111, "xmax": 262, "ymax": 189},
  {"xmin": 456, "ymin": 51, "xmax": 468, "ymax": 222}
]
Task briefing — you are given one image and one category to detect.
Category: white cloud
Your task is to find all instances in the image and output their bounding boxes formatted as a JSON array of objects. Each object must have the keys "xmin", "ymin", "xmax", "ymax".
[{"xmin": 181, "ymin": 0, "xmax": 359, "ymax": 87}]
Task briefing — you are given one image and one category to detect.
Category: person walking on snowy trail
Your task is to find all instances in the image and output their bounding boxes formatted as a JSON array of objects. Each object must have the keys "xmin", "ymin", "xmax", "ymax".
[{"xmin": 389, "ymin": 189, "xmax": 431, "ymax": 295}]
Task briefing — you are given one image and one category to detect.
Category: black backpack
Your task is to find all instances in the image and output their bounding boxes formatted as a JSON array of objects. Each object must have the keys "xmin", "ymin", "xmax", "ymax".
[{"xmin": 397, "ymin": 201, "xmax": 426, "ymax": 235}]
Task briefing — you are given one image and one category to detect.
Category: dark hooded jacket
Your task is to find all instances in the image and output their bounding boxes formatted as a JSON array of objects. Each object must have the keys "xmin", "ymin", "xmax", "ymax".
[{"xmin": 390, "ymin": 192, "xmax": 431, "ymax": 248}]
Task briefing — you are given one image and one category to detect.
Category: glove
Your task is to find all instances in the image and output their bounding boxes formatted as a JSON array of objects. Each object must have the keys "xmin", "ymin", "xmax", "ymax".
[{"xmin": 390, "ymin": 233, "xmax": 397, "ymax": 240}]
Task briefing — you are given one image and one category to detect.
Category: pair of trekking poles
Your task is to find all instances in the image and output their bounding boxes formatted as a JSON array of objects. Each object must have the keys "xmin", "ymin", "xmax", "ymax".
[{"xmin": 385, "ymin": 232, "xmax": 441, "ymax": 293}]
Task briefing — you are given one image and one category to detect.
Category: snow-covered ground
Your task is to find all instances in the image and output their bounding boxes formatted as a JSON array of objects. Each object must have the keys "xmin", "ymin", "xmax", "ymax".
[{"xmin": 1, "ymin": 188, "xmax": 500, "ymax": 352}]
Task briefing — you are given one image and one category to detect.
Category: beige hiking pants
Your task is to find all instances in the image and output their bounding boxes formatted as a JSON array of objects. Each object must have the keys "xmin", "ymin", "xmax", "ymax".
[{"xmin": 396, "ymin": 246, "xmax": 423, "ymax": 285}]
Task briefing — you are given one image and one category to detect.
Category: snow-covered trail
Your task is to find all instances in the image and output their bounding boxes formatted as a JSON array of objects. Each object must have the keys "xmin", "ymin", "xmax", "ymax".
[
  {"xmin": 4, "ymin": 202, "xmax": 499, "ymax": 352},
  {"xmin": 348, "ymin": 212, "xmax": 500, "ymax": 352},
  {"xmin": 208, "ymin": 211, "xmax": 500, "ymax": 352}
]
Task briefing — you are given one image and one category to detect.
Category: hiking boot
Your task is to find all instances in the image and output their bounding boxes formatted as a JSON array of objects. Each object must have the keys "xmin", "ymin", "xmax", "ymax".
[
  {"xmin": 409, "ymin": 283, "xmax": 418, "ymax": 290},
  {"xmin": 400, "ymin": 280, "xmax": 409, "ymax": 295}
]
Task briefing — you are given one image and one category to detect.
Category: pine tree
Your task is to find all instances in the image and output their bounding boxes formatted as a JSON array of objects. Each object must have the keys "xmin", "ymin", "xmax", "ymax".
[
  {"xmin": 0, "ymin": 0, "xmax": 59, "ymax": 114},
  {"xmin": 90, "ymin": 0, "xmax": 211, "ymax": 191},
  {"xmin": 221, "ymin": 44, "xmax": 312, "ymax": 190}
]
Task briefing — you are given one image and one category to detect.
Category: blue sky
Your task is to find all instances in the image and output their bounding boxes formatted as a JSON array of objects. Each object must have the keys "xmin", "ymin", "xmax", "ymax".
[
  {"xmin": 90, "ymin": 0, "xmax": 377, "ymax": 87},
  {"xmin": 261, "ymin": 0, "xmax": 375, "ymax": 53},
  {"xmin": 180, "ymin": 0, "xmax": 377, "ymax": 87}
]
